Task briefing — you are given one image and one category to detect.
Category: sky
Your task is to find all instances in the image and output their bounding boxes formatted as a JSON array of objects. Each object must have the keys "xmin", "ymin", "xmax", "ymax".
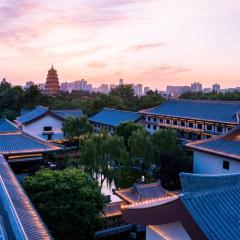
[{"xmin": 0, "ymin": 0, "xmax": 240, "ymax": 90}]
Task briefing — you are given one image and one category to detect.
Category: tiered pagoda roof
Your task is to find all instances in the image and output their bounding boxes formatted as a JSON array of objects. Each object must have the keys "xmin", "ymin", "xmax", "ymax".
[{"xmin": 45, "ymin": 65, "xmax": 60, "ymax": 96}]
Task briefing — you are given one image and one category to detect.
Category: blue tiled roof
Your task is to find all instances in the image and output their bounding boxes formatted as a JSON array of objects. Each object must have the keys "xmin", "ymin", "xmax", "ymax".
[
  {"xmin": 0, "ymin": 131, "xmax": 62, "ymax": 155},
  {"xmin": 0, "ymin": 119, "xmax": 18, "ymax": 132},
  {"xmin": 53, "ymin": 109, "xmax": 83, "ymax": 119},
  {"xmin": 187, "ymin": 126, "xmax": 240, "ymax": 160},
  {"xmin": 190, "ymin": 139, "xmax": 240, "ymax": 159},
  {"xmin": 89, "ymin": 108, "xmax": 142, "ymax": 127},
  {"xmin": 16, "ymin": 106, "xmax": 49, "ymax": 124},
  {"xmin": 180, "ymin": 173, "xmax": 240, "ymax": 240},
  {"xmin": 0, "ymin": 155, "xmax": 52, "ymax": 239},
  {"xmin": 17, "ymin": 107, "xmax": 84, "ymax": 124},
  {"xmin": 142, "ymin": 99, "xmax": 240, "ymax": 123}
]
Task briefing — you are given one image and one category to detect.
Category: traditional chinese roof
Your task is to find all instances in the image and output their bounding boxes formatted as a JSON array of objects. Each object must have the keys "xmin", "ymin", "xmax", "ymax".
[
  {"xmin": 16, "ymin": 106, "xmax": 83, "ymax": 124},
  {"xmin": 115, "ymin": 181, "xmax": 171, "ymax": 204},
  {"xmin": 0, "ymin": 118, "xmax": 18, "ymax": 132},
  {"xmin": 16, "ymin": 106, "xmax": 49, "ymax": 124},
  {"xmin": 52, "ymin": 109, "xmax": 83, "ymax": 119},
  {"xmin": 141, "ymin": 99, "xmax": 240, "ymax": 124},
  {"xmin": 122, "ymin": 173, "xmax": 240, "ymax": 239},
  {"xmin": 180, "ymin": 172, "xmax": 240, "ymax": 240},
  {"xmin": 103, "ymin": 201, "xmax": 126, "ymax": 218},
  {"xmin": 89, "ymin": 108, "xmax": 142, "ymax": 127},
  {"xmin": 0, "ymin": 119, "xmax": 62, "ymax": 155},
  {"xmin": 187, "ymin": 126, "xmax": 240, "ymax": 160},
  {"xmin": 0, "ymin": 154, "xmax": 52, "ymax": 239}
]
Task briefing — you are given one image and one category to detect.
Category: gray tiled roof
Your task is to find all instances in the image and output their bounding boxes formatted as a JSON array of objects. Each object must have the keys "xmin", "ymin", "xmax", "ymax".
[
  {"xmin": 142, "ymin": 99, "xmax": 240, "ymax": 123},
  {"xmin": 0, "ymin": 155, "xmax": 52, "ymax": 239},
  {"xmin": 187, "ymin": 126, "xmax": 240, "ymax": 160},
  {"xmin": 89, "ymin": 108, "xmax": 142, "ymax": 127},
  {"xmin": 180, "ymin": 173, "xmax": 240, "ymax": 240}
]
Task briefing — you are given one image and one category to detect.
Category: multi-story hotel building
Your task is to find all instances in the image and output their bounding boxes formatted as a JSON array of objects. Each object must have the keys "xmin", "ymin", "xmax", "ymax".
[{"xmin": 142, "ymin": 99, "xmax": 240, "ymax": 140}]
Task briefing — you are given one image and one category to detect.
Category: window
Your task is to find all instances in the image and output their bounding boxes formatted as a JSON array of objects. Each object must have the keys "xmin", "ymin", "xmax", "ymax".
[
  {"xmin": 188, "ymin": 122, "xmax": 194, "ymax": 128},
  {"xmin": 181, "ymin": 122, "xmax": 185, "ymax": 127},
  {"xmin": 153, "ymin": 125, "xmax": 157, "ymax": 130},
  {"xmin": 153, "ymin": 117, "xmax": 157, "ymax": 122},
  {"xmin": 173, "ymin": 120, "xmax": 178, "ymax": 125},
  {"xmin": 147, "ymin": 124, "xmax": 151, "ymax": 129},
  {"xmin": 47, "ymin": 134, "xmax": 52, "ymax": 140},
  {"xmin": 197, "ymin": 124, "xmax": 202, "ymax": 129},
  {"xmin": 43, "ymin": 126, "xmax": 52, "ymax": 131},
  {"xmin": 223, "ymin": 160, "xmax": 229, "ymax": 170},
  {"xmin": 217, "ymin": 126, "xmax": 223, "ymax": 132},
  {"xmin": 166, "ymin": 119, "xmax": 170, "ymax": 124},
  {"xmin": 148, "ymin": 116, "xmax": 151, "ymax": 121},
  {"xmin": 206, "ymin": 125, "xmax": 212, "ymax": 131},
  {"xmin": 159, "ymin": 118, "xmax": 164, "ymax": 123},
  {"xmin": 227, "ymin": 127, "xmax": 233, "ymax": 132}
]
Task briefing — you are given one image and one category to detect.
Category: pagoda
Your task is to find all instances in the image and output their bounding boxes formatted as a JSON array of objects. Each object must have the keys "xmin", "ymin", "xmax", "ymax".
[{"xmin": 45, "ymin": 65, "xmax": 60, "ymax": 96}]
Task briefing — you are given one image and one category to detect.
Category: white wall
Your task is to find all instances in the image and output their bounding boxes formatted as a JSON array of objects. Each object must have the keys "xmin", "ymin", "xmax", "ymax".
[
  {"xmin": 193, "ymin": 151, "xmax": 240, "ymax": 174},
  {"xmin": 24, "ymin": 115, "xmax": 64, "ymax": 140}
]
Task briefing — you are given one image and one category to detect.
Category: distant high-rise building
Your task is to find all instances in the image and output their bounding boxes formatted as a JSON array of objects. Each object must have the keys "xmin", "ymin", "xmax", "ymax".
[
  {"xmin": 191, "ymin": 82, "xmax": 202, "ymax": 92},
  {"xmin": 1, "ymin": 78, "xmax": 8, "ymax": 85},
  {"xmin": 136, "ymin": 84, "xmax": 143, "ymax": 96},
  {"xmin": 110, "ymin": 84, "xmax": 117, "ymax": 90},
  {"xmin": 212, "ymin": 83, "xmax": 220, "ymax": 93},
  {"xmin": 100, "ymin": 84, "xmax": 109, "ymax": 94},
  {"xmin": 203, "ymin": 88, "xmax": 212, "ymax": 93},
  {"xmin": 144, "ymin": 87, "xmax": 150, "ymax": 95},
  {"xmin": 25, "ymin": 81, "xmax": 34, "ymax": 89},
  {"xmin": 38, "ymin": 83, "xmax": 45, "ymax": 92},
  {"xmin": 60, "ymin": 82, "xmax": 68, "ymax": 92},
  {"xmin": 119, "ymin": 79, "xmax": 124, "ymax": 85},
  {"xmin": 45, "ymin": 65, "xmax": 60, "ymax": 96},
  {"xmin": 166, "ymin": 86, "xmax": 191, "ymax": 97},
  {"xmin": 87, "ymin": 84, "xmax": 92, "ymax": 93}
]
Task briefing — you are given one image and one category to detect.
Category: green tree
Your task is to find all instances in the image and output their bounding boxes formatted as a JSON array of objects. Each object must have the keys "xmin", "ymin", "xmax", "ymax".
[
  {"xmin": 128, "ymin": 128, "xmax": 153, "ymax": 175},
  {"xmin": 110, "ymin": 85, "xmax": 137, "ymax": 110},
  {"xmin": 115, "ymin": 122, "xmax": 142, "ymax": 148},
  {"xmin": 63, "ymin": 116, "xmax": 93, "ymax": 141},
  {"xmin": 79, "ymin": 134, "xmax": 128, "ymax": 189},
  {"xmin": 137, "ymin": 90, "xmax": 165, "ymax": 109},
  {"xmin": 23, "ymin": 168, "xmax": 105, "ymax": 240},
  {"xmin": 152, "ymin": 129, "xmax": 192, "ymax": 190}
]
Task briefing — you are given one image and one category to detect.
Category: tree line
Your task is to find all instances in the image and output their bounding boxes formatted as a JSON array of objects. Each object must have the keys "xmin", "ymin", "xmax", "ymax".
[
  {"xmin": 180, "ymin": 90, "xmax": 240, "ymax": 101},
  {"xmin": 0, "ymin": 80, "xmax": 165, "ymax": 120}
]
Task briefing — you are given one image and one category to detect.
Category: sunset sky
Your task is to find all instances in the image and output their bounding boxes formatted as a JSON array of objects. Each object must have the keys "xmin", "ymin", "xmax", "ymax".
[{"xmin": 0, "ymin": 0, "xmax": 240, "ymax": 90}]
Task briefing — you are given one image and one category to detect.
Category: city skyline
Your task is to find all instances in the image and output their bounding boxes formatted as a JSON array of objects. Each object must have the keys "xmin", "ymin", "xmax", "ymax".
[{"xmin": 1, "ymin": 0, "xmax": 240, "ymax": 89}]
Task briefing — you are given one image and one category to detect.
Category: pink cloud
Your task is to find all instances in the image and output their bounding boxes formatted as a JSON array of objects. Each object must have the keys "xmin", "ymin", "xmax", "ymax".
[
  {"xmin": 128, "ymin": 42, "xmax": 166, "ymax": 51},
  {"xmin": 88, "ymin": 61, "xmax": 107, "ymax": 69}
]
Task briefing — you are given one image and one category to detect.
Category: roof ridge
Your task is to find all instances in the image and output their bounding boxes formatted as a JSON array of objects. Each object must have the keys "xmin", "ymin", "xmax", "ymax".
[
  {"xmin": 180, "ymin": 172, "xmax": 240, "ymax": 194},
  {"xmin": 103, "ymin": 107, "xmax": 141, "ymax": 114},
  {"xmin": 172, "ymin": 99, "xmax": 240, "ymax": 104},
  {"xmin": 180, "ymin": 181, "xmax": 240, "ymax": 199}
]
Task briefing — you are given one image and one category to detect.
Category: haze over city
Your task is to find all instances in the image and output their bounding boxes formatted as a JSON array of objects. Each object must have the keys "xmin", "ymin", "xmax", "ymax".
[{"xmin": 1, "ymin": 0, "xmax": 240, "ymax": 89}]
